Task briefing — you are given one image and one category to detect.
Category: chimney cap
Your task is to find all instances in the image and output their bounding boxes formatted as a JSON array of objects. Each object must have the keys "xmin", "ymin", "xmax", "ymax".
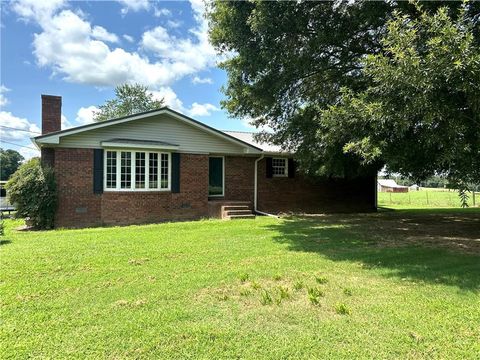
[{"xmin": 41, "ymin": 94, "xmax": 62, "ymax": 100}]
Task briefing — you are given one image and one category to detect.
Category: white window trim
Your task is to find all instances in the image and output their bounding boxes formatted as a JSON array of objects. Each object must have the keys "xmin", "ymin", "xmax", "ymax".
[
  {"xmin": 272, "ymin": 157, "xmax": 288, "ymax": 177},
  {"xmin": 104, "ymin": 149, "xmax": 171, "ymax": 192},
  {"xmin": 208, "ymin": 156, "xmax": 225, "ymax": 197}
]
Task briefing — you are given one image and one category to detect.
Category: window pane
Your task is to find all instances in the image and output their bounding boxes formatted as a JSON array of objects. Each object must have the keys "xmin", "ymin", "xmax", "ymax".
[
  {"xmin": 160, "ymin": 153, "xmax": 169, "ymax": 189},
  {"xmin": 135, "ymin": 152, "xmax": 145, "ymax": 189},
  {"xmin": 272, "ymin": 158, "xmax": 286, "ymax": 176},
  {"xmin": 120, "ymin": 152, "xmax": 131, "ymax": 189},
  {"xmin": 208, "ymin": 157, "xmax": 223, "ymax": 196},
  {"xmin": 106, "ymin": 151, "xmax": 117, "ymax": 189},
  {"xmin": 149, "ymin": 153, "xmax": 158, "ymax": 189}
]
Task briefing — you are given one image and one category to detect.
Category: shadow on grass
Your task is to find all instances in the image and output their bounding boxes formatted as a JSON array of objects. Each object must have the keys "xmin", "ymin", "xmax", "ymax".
[
  {"xmin": 0, "ymin": 239, "xmax": 12, "ymax": 246},
  {"xmin": 265, "ymin": 211, "xmax": 480, "ymax": 290}
]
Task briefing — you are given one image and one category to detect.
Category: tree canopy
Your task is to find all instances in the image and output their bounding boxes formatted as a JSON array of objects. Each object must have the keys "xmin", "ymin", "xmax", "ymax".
[
  {"xmin": 94, "ymin": 83, "xmax": 164, "ymax": 122},
  {"xmin": 0, "ymin": 148, "xmax": 24, "ymax": 181},
  {"xmin": 207, "ymin": 1, "xmax": 480, "ymax": 183},
  {"xmin": 323, "ymin": 5, "xmax": 480, "ymax": 186}
]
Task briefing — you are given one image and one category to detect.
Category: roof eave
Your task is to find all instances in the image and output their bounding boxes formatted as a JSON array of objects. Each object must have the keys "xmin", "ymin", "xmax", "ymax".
[{"xmin": 33, "ymin": 107, "xmax": 262, "ymax": 152}]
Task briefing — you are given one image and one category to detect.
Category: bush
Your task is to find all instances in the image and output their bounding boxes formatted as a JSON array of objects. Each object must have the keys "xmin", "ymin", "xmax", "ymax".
[{"xmin": 6, "ymin": 158, "xmax": 56, "ymax": 229}]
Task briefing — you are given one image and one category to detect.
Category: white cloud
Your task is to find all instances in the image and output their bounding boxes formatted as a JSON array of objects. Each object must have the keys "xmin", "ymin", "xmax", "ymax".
[
  {"xmin": 141, "ymin": 0, "xmax": 219, "ymax": 80},
  {"xmin": 166, "ymin": 20, "xmax": 182, "ymax": 29},
  {"xmin": 123, "ymin": 34, "xmax": 134, "ymax": 43},
  {"xmin": 61, "ymin": 114, "xmax": 73, "ymax": 129},
  {"xmin": 192, "ymin": 76, "xmax": 213, "ymax": 85},
  {"xmin": 189, "ymin": 103, "xmax": 219, "ymax": 117},
  {"xmin": 154, "ymin": 7, "xmax": 171, "ymax": 17},
  {"xmin": 75, "ymin": 106, "xmax": 99, "ymax": 125},
  {"xmin": 12, "ymin": 0, "xmax": 66, "ymax": 23},
  {"xmin": 18, "ymin": 146, "xmax": 41, "ymax": 160},
  {"xmin": 92, "ymin": 26, "xmax": 119, "ymax": 43},
  {"xmin": 149, "ymin": 87, "xmax": 184, "ymax": 112},
  {"xmin": 116, "ymin": 0, "xmax": 150, "ymax": 14},
  {"xmin": 149, "ymin": 87, "xmax": 219, "ymax": 118},
  {"xmin": 0, "ymin": 111, "xmax": 41, "ymax": 142},
  {"xmin": 11, "ymin": 0, "xmax": 219, "ymax": 89},
  {"xmin": 0, "ymin": 85, "xmax": 10, "ymax": 107}
]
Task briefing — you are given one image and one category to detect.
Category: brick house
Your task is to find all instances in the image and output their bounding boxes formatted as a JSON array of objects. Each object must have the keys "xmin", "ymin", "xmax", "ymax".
[{"xmin": 32, "ymin": 95, "xmax": 376, "ymax": 228}]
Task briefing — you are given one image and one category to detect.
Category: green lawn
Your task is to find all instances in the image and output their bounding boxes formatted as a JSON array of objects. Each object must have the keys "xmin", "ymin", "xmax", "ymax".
[
  {"xmin": 378, "ymin": 189, "xmax": 479, "ymax": 208},
  {"xmin": 1, "ymin": 210, "xmax": 480, "ymax": 359}
]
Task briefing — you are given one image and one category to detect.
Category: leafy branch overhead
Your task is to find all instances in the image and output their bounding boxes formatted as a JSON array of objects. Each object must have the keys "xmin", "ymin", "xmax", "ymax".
[
  {"xmin": 207, "ymin": 1, "xmax": 480, "ymax": 184},
  {"xmin": 325, "ymin": 6, "xmax": 480, "ymax": 185}
]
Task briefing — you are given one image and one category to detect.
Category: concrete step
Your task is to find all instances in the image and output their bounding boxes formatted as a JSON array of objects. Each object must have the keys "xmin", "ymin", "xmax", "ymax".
[
  {"xmin": 222, "ymin": 205, "xmax": 251, "ymax": 211},
  {"xmin": 225, "ymin": 209, "xmax": 253, "ymax": 216},
  {"xmin": 227, "ymin": 214, "xmax": 256, "ymax": 220}
]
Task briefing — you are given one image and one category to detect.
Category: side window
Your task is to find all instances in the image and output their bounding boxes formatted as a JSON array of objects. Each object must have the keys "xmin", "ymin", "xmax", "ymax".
[{"xmin": 272, "ymin": 158, "xmax": 287, "ymax": 177}]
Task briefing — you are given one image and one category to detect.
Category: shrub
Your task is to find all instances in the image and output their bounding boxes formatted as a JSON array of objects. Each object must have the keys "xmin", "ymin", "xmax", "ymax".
[{"xmin": 6, "ymin": 158, "xmax": 56, "ymax": 229}]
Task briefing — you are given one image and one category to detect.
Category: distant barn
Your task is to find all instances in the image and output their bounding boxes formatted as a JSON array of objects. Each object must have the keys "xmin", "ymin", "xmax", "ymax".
[{"xmin": 377, "ymin": 179, "xmax": 409, "ymax": 193}]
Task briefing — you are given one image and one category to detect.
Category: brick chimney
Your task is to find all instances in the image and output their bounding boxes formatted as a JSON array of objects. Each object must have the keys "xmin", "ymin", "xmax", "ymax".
[{"xmin": 41, "ymin": 95, "xmax": 62, "ymax": 135}]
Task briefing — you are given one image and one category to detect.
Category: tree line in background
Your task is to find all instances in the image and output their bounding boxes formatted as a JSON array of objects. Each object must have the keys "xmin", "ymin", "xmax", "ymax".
[
  {"xmin": 0, "ymin": 148, "xmax": 24, "ymax": 181},
  {"xmin": 207, "ymin": 1, "xmax": 480, "ymax": 194},
  {"xmin": 379, "ymin": 175, "xmax": 480, "ymax": 192}
]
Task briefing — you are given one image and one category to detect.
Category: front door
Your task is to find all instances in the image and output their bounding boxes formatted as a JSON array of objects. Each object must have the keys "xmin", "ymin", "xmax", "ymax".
[{"xmin": 209, "ymin": 156, "xmax": 224, "ymax": 197}]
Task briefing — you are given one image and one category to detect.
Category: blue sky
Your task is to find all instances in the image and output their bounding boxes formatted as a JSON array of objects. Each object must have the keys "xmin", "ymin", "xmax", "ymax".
[{"xmin": 0, "ymin": 0, "xmax": 253, "ymax": 159}]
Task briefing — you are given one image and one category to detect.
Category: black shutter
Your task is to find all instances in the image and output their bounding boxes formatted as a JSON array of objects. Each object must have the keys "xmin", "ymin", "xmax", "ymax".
[
  {"xmin": 288, "ymin": 158, "xmax": 295, "ymax": 178},
  {"xmin": 93, "ymin": 149, "xmax": 104, "ymax": 194},
  {"xmin": 171, "ymin": 152, "xmax": 180, "ymax": 193},
  {"xmin": 266, "ymin": 157, "xmax": 273, "ymax": 178}
]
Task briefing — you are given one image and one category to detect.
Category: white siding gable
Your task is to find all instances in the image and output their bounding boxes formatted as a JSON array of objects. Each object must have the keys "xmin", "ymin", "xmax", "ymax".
[{"xmin": 56, "ymin": 114, "xmax": 253, "ymax": 154}]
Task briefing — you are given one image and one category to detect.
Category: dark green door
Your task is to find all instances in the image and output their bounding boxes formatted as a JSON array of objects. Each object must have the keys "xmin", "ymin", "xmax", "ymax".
[{"xmin": 209, "ymin": 157, "xmax": 224, "ymax": 196}]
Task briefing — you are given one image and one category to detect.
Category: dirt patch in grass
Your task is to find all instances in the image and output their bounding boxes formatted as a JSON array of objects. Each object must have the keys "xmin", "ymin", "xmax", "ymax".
[
  {"xmin": 291, "ymin": 211, "xmax": 480, "ymax": 254},
  {"xmin": 195, "ymin": 273, "xmax": 356, "ymax": 318}
]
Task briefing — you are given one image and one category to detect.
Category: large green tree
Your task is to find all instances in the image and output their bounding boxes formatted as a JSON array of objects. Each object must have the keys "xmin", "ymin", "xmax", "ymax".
[
  {"xmin": 322, "ymin": 5, "xmax": 480, "ymax": 186},
  {"xmin": 94, "ymin": 83, "xmax": 164, "ymax": 122},
  {"xmin": 0, "ymin": 148, "xmax": 24, "ymax": 180},
  {"xmin": 207, "ymin": 1, "xmax": 479, "ymax": 180}
]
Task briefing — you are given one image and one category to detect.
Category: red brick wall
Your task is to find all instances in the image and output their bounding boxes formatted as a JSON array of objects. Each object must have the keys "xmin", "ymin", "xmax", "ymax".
[
  {"xmin": 223, "ymin": 156, "xmax": 256, "ymax": 202},
  {"xmin": 41, "ymin": 148, "xmax": 55, "ymax": 168},
  {"xmin": 53, "ymin": 148, "xmax": 209, "ymax": 228},
  {"xmin": 51, "ymin": 149, "xmax": 375, "ymax": 227},
  {"xmin": 54, "ymin": 148, "xmax": 102, "ymax": 228},
  {"xmin": 41, "ymin": 95, "xmax": 61, "ymax": 135},
  {"xmin": 256, "ymin": 158, "xmax": 376, "ymax": 213}
]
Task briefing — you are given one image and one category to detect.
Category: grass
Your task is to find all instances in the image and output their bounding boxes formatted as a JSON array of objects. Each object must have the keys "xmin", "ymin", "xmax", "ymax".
[
  {"xmin": 378, "ymin": 188, "xmax": 479, "ymax": 208},
  {"xmin": 1, "ymin": 209, "xmax": 480, "ymax": 359}
]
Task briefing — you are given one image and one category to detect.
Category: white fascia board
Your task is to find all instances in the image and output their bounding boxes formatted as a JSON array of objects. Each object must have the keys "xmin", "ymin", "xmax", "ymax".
[{"xmin": 101, "ymin": 141, "xmax": 179, "ymax": 151}]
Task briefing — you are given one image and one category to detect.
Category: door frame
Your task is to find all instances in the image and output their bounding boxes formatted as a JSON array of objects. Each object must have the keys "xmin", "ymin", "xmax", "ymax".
[{"xmin": 208, "ymin": 156, "xmax": 225, "ymax": 197}]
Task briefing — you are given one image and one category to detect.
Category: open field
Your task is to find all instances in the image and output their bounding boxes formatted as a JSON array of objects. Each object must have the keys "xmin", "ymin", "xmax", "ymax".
[
  {"xmin": 378, "ymin": 189, "xmax": 479, "ymax": 209},
  {"xmin": 1, "ymin": 210, "xmax": 480, "ymax": 359}
]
